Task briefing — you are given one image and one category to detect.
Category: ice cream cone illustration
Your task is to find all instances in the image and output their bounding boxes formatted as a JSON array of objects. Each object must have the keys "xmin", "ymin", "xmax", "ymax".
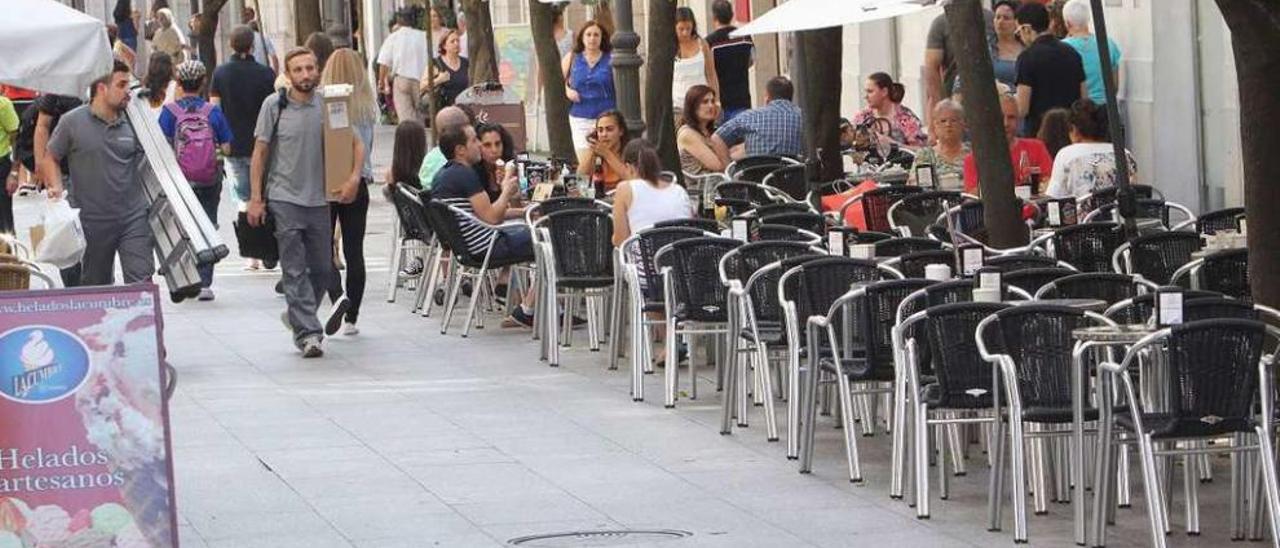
[{"xmin": 19, "ymin": 331, "xmax": 54, "ymax": 374}]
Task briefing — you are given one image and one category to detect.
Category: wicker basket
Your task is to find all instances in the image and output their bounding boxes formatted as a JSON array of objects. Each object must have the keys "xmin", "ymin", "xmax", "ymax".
[{"xmin": 0, "ymin": 264, "xmax": 31, "ymax": 291}]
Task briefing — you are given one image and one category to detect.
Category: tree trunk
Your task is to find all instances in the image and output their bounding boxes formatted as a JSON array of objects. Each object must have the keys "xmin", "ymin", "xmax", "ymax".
[
  {"xmin": 1215, "ymin": 0, "xmax": 1280, "ymax": 310},
  {"xmin": 643, "ymin": 0, "xmax": 679, "ymax": 176},
  {"xmin": 195, "ymin": 0, "xmax": 227, "ymax": 69},
  {"xmin": 595, "ymin": 0, "xmax": 616, "ymax": 35},
  {"xmin": 529, "ymin": 0, "xmax": 576, "ymax": 159},
  {"xmin": 799, "ymin": 28, "xmax": 843, "ymax": 183},
  {"xmin": 294, "ymin": 0, "xmax": 323, "ymax": 46},
  {"xmin": 462, "ymin": 0, "xmax": 499, "ymax": 84},
  {"xmin": 946, "ymin": 0, "xmax": 1025, "ymax": 248}
]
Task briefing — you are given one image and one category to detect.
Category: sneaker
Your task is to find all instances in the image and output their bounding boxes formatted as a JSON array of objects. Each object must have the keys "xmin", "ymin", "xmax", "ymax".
[
  {"xmin": 503, "ymin": 307, "xmax": 535, "ymax": 328},
  {"xmin": 400, "ymin": 258, "xmax": 424, "ymax": 277},
  {"xmin": 342, "ymin": 322, "xmax": 359, "ymax": 336},
  {"xmin": 300, "ymin": 336, "xmax": 324, "ymax": 358},
  {"xmin": 325, "ymin": 296, "xmax": 351, "ymax": 336},
  {"xmin": 197, "ymin": 288, "xmax": 215, "ymax": 301}
]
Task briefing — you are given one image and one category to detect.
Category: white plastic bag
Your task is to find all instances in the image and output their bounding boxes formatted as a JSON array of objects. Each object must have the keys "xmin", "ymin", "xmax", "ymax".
[{"xmin": 35, "ymin": 199, "xmax": 86, "ymax": 268}]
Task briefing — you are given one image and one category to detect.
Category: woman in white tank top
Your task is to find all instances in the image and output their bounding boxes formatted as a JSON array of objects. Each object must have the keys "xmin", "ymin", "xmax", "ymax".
[
  {"xmin": 612, "ymin": 140, "xmax": 694, "ymax": 247},
  {"xmin": 671, "ymin": 7, "xmax": 719, "ymax": 113}
]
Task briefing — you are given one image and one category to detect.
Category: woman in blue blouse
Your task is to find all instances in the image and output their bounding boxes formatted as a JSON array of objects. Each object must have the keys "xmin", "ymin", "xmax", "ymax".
[{"xmin": 561, "ymin": 21, "xmax": 617, "ymax": 152}]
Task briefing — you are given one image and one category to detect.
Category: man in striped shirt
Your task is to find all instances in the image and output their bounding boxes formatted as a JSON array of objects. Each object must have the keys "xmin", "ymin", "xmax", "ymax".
[{"xmin": 429, "ymin": 124, "xmax": 540, "ymax": 327}]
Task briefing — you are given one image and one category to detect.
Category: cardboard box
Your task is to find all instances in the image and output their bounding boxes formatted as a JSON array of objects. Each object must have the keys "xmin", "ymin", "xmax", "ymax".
[{"xmin": 322, "ymin": 84, "xmax": 355, "ymax": 196}]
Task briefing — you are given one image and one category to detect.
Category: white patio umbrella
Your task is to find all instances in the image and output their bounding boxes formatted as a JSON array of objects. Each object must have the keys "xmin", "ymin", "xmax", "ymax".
[
  {"xmin": 731, "ymin": 0, "xmax": 928, "ymax": 37},
  {"xmin": 0, "ymin": 0, "xmax": 113, "ymax": 97}
]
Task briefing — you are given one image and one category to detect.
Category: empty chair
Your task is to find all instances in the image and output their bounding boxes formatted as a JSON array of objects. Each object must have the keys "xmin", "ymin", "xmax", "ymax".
[
  {"xmin": 944, "ymin": 200, "xmax": 988, "ymax": 245},
  {"xmin": 1103, "ymin": 289, "xmax": 1224, "ymax": 325},
  {"xmin": 387, "ymin": 185, "xmax": 436, "ymax": 308},
  {"xmin": 884, "ymin": 249, "xmax": 955, "ymax": 279},
  {"xmin": 727, "ymin": 154, "xmax": 798, "ymax": 180},
  {"xmin": 839, "ymin": 185, "xmax": 925, "ymax": 233},
  {"xmin": 719, "ymin": 241, "xmax": 823, "ymax": 440},
  {"xmin": 875, "ymin": 237, "xmax": 945, "ymax": 258},
  {"xmin": 532, "ymin": 196, "xmax": 608, "ymax": 216},
  {"xmin": 1078, "ymin": 184, "xmax": 1162, "ymax": 215},
  {"xmin": 655, "ymin": 237, "xmax": 743, "ymax": 407},
  {"xmin": 1035, "ymin": 272, "xmax": 1155, "ymax": 303},
  {"xmin": 537, "ymin": 209, "xmax": 615, "ymax": 365},
  {"xmin": 977, "ymin": 304, "xmax": 1115, "ymax": 543},
  {"xmin": 1171, "ymin": 247, "xmax": 1249, "ymax": 301},
  {"xmin": 713, "ymin": 181, "xmax": 786, "ymax": 216},
  {"xmin": 1097, "ymin": 319, "xmax": 1280, "ymax": 547},
  {"xmin": 829, "ymin": 227, "xmax": 894, "ymax": 247},
  {"xmin": 755, "ymin": 224, "xmax": 821, "ymax": 244},
  {"xmin": 753, "ymin": 202, "xmax": 815, "ymax": 218},
  {"xmin": 1184, "ymin": 296, "xmax": 1262, "ymax": 321},
  {"xmin": 1180, "ymin": 206, "xmax": 1245, "ymax": 236},
  {"xmin": 1042, "ymin": 222, "xmax": 1124, "ymax": 273},
  {"xmin": 1084, "ymin": 198, "xmax": 1195, "ymax": 231},
  {"xmin": 986, "ymin": 254, "xmax": 1062, "ymax": 273},
  {"xmin": 889, "ymin": 190, "xmax": 964, "ymax": 237},
  {"xmin": 1113, "ymin": 231, "xmax": 1203, "ymax": 285},
  {"xmin": 652, "ymin": 217, "xmax": 721, "ymax": 232},
  {"xmin": 799, "ymin": 278, "xmax": 936, "ymax": 482},
  {"xmin": 759, "ymin": 211, "xmax": 827, "ymax": 235},
  {"xmin": 1003, "ymin": 267, "xmax": 1076, "ymax": 295},
  {"xmin": 780, "ymin": 256, "xmax": 901, "ymax": 458},
  {"xmin": 761, "ymin": 164, "xmax": 810, "ymax": 201}
]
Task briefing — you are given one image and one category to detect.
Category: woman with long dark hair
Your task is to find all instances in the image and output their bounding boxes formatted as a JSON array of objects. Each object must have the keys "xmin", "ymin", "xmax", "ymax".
[
  {"xmin": 562, "ymin": 21, "xmax": 616, "ymax": 152},
  {"xmin": 671, "ymin": 8, "xmax": 718, "ymax": 119},
  {"xmin": 386, "ymin": 120, "xmax": 428, "ymax": 190},
  {"xmin": 142, "ymin": 51, "xmax": 174, "ymax": 121},
  {"xmin": 1036, "ymin": 107, "xmax": 1073, "ymax": 159},
  {"xmin": 851, "ymin": 72, "xmax": 926, "ymax": 149},
  {"xmin": 474, "ymin": 123, "xmax": 516, "ymax": 202},
  {"xmin": 676, "ymin": 85, "xmax": 724, "ymax": 175},
  {"xmin": 576, "ymin": 109, "xmax": 630, "ymax": 195}
]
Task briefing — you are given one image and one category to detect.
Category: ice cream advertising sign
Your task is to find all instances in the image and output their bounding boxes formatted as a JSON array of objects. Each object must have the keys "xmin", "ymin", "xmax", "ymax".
[{"xmin": 0, "ymin": 285, "xmax": 176, "ymax": 547}]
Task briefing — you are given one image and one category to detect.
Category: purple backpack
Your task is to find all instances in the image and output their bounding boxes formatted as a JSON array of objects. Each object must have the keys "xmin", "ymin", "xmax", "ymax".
[{"xmin": 166, "ymin": 101, "xmax": 218, "ymax": 185}]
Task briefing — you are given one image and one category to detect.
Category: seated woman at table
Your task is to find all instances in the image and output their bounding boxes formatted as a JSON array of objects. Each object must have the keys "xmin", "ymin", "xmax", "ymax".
[
  {"xmin": 577, "ymin": 109, "xmax": 630, "ymax": 195},
  {"xmin": 676, "ymin": 85, "xmax": 726, "ymax": 176},
  {"xmin": 473, "ymin": 123, "xmax": 520, "ymax": 212},
  {"xmin": 1043, "ymin": 99, "xmax": 1139, "ymax": 199},
  {"xmin": 850, "ymin": 72, "xmax": 927, "ymax": 151},
  {"xmin": 908, "ymin": 99, "xmax": 969, "ymax": 190},
  {"xmin": 613, "ymin": 139, "xmax": 693, "ymax": 247}
]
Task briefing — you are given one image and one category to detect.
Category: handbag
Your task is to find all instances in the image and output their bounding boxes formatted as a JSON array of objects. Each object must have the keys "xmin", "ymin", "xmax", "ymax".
[
  {"xmin": 233, "ymin": 89, "xmax": 287, "ymax": 262},
  {"xmin": 417, "ymin": 58, "xmax": 447, "ymax": 113}
]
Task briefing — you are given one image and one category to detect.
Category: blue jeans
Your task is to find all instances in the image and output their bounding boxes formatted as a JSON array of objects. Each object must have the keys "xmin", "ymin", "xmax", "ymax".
[
  {"xmin": 489, "ymin": 226, "xmax": 534, "ymax": 264},
  {"xmin": 191, "ymin": 181, "xmax": 221, "ymax": 288},
  {"xmin": 226, "ymin": 157, "xmax": 252, "ymax": 203}
]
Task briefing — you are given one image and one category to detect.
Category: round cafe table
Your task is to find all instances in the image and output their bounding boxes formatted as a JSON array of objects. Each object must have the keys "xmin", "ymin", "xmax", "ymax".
[{"xmin": 1015, "ymin": 298, "xmax": 1109, "ymax": 313}]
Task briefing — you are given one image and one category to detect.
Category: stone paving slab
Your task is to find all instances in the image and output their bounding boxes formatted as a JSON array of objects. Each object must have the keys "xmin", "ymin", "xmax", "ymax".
[{"xmin": 159, "ymin": 126, "xmax": 1241, "ymax": 547}]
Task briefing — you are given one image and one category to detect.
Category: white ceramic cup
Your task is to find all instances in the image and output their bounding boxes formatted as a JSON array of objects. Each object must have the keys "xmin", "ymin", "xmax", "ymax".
[{"xmin": 925, "ymin": 263, "xmax": 952, "ymax": 281}]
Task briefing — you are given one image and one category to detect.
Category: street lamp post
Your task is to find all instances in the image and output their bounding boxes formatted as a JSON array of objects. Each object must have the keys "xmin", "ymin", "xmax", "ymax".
[{"xmin": 610, "ymin": 0, "xmax": 645, "ymax": 138}]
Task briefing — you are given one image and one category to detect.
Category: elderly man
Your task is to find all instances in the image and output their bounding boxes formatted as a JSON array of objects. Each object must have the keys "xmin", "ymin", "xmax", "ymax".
[
  {"xmin": 1061, "ymin": 0, "xmax": 1121, "ymax": 105},
  {"xmin": 961, "ymin": 93, "xmax": 1053, "ymax": 196},
  {"xmin": 711, "ymin": 76, "xmax": 803, "ymax": 161},
  {"xmin": 417, "ymin": 106, "xmax": 472, "ymax": 188}
]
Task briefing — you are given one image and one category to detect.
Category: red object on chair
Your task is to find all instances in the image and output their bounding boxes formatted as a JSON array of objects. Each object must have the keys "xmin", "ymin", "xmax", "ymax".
[{"xmin": 820, "ymin": 179, "xmax": 879, "ymax": 231}]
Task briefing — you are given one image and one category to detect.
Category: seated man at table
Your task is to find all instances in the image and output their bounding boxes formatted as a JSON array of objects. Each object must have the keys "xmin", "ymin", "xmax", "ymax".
[
  {"xmin": 430, "ymin": 123, "xmax": 539, "ymax": 328},
  {"xmin": 962, "ymin": 93, "xmax": 1053, "ymax": 196},
  {"xmin": 711, "ymin": 76, "xmax": 804, "ymax": 162}
]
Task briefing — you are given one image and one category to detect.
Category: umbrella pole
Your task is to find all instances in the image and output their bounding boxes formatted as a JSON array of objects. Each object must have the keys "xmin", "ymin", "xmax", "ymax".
[{"xmin": 1090, "ymin": 0, "xmax": 1137, "ymax": 236}]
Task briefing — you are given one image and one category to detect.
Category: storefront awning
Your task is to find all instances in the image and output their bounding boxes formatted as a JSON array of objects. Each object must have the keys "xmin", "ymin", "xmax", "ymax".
[
  {"xmin": 0, "ymin": 0, "xmax": 113, "ymax": 97},
  {"xmin": 732, "ymin": 0, "xmax": 927, "ymax": 37}
]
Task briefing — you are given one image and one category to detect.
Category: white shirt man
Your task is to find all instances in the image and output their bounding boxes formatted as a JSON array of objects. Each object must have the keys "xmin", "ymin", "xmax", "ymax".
[{"xmin": 376, "ymin": 14, "xmax": 430, "ymax": 124}]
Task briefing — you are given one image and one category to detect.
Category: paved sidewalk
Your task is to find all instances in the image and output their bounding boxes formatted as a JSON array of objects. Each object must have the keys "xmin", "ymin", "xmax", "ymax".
[{"xmin": 163, "ymin": 126, "xmax": 1230, "ymax": 547}]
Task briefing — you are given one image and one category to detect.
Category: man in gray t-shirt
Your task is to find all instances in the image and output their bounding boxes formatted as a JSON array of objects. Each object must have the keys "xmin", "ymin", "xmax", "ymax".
[
  {"xmin": 923, "ymin": 4, "xmax": 995, "ymax": 125},
  {"xmin": 44, "ymin": 60, "xmax": 155, "ymax": 286},
  {"xmin": 247, "ymin": 47, "xmax": 364, "ymax": 357}
]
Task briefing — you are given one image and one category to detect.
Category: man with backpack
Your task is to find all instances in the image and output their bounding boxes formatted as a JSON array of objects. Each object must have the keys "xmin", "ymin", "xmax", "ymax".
[{"xmin": 159, "ymin": 60, "xmax": 232, "ymax": 300}]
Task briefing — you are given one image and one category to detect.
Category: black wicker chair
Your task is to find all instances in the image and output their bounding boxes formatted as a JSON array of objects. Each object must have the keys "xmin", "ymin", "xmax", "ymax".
[
  {"xmin": 889, "ymin": 190, "xmax": 965, "ymax": 237},
  {"xmin": 977, "ymin": 304, "xmax": 1113, "ymax": 542},
  {"xmin": 1103, "ymin": 289, "xmax": 1224, "ymax": 325},
  {"xmin": 840, "ymin": 185, "xmax": 925, "ymax": 233},
  {"xmin": 388, "ymin": 185, "xmax": 435, "ymax": 308},
  {"xmin": 652, "ymin": 217, "xmax": 721, "ymax": 232},
  {"xmin": 829, "ymin": 227, "xmax": 894, "ymax": 247},
  {"xmin": 902, "ymin": 301, "xmax": 1012, "ymax": 519},
  {"xmin": 1186, "ymin": 207, "xmax": 1246, "ymax": 236},
  {"xmin": 799, "ymin": 278, "xmax": 936, "ymax": 480},
  {"xmin": 1035, "ymin": 272, "xmax": 1152, "ymax": 303},
  {"xmin": 755, "ymin": 224, "xmax": 821, "ymax": 243},
  {"xmin": 885, "ymin": 249, "xmax": 955, "ymax": 279},
  {"xmin": 1115, "ymin": 231, "xmax": 1203, "ymax": 285},
  {"xmin": 655, "ymin": 237, "xmax": 743, "ymax": 407},
  {"xmin": 1100, "ymin": 319, "xmax": 1280, "ymax": 547},
  {"xmin": 1002, "ymin": 267, "xmax": 1076, "ymax": 295},
  {"xmin": 532, "ymin": 196, "xmax": 607, "ymax": 216},
  {"xmin": 539, "ymin": 209, "xmax": 615, "ymax": 364},
  {"xmin": 713, "ymin": 181, "xmax": 785, "ymax": 216},
  {"xmin": 1184, "ymin": 297, "xmax": 1259, "ymax": 321},
  {"xmin": 720, "ymin": 241, "xmax": 823, "ymax": 438},
  {"xmin": 1079, "ymin": 184, "xmax": 1161, "ymax": 215},
  {"xmin": 875, "ymin": 236, "xmax": 946, "ymax": 258},
  {"xmin": 761, "ymin": 164, "xmax": 810, "ymax": 201},
  {"xmin": 760, "ymin": 211, "xmax": 827, "ymax": 234},
  {"xmin": 425, "ymin": 200, "xmax": 534, "ymax": 337},
  {"xmin": 1046, "ymin": 222, "xmax": 1125, "ymax": 273},
  {"xmin": 728, "ymin": 154, "xmax": 796, "ymax": 180},
  {"xmin": 1171, "ymin": 247, "xmax": 1249, "ymax": 301},
  {"xmin": 986, "ymin": 254, "xmax": 1062, "ymax": 273},
  {"xmin": 753, "ymin": 202, "xmax": 815, "ymax": 218},
  {"xmin": 780, "ymin": 256, "xmax": 899, "ymax": 459}
]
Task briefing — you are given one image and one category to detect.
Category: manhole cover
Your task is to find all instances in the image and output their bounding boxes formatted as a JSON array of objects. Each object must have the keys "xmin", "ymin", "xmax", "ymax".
[{"xmin": 508, "ymin": 529, "xmax": 693, "ymax": 546}]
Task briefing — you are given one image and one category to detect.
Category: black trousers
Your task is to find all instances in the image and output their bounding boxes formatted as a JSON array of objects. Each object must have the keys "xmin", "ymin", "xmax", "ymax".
[
  {"xmin": 328, "ymin": 182, "xmax": 369, "ymax": 323},
  {"xmin": 0, "ymin": 157, "xmax": 12, "ymax": 234}
]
